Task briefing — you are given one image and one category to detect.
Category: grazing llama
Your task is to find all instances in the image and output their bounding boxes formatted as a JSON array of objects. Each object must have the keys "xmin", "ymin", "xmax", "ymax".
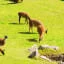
[
  {"xmin": 28, "ymin": 17, "xmax": 47, "ymax": 42},
  {"xmin": 18, "ymin": 12, "xmax": 29, "ymax": 24}
]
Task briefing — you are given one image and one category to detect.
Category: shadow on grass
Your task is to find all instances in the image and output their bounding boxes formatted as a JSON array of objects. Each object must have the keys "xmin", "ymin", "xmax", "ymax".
[
  {"xmin": 7, "ymin": 2, "xmax": 17, "ymax": 4},
  {"xmin": 18, "ymin": 32, "xmax": 37, "ymax": 34},
  {"xmin": 61, "ymin": 0, "xmax": 64, "ymax": 1},
  {"xmin": 0, "ymin": 1, "xmax": 23, "ymax": 5},
  {"xmin": 0, "ymin": 55, "xmax": 3, "ymax": 56},
  {"xmin": 0, "ymin": 2, "xmax": 16, "ymax": 5},
  {"xmin": 9, "ymin": 22, "xmax": 25, "ymax": 25},
  {"xmin": 7, "ymin": 1, "xmax": 23, "ymax": 4},
  {"xmin": 27, "ymin": 38, "xmax": 37, "ymax": 42}
]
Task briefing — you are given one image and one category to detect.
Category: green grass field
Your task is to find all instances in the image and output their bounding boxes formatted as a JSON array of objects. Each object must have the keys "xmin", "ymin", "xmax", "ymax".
[{"xmin": 0, "ymin": 0, "xmax": 64, "ymax": 64}]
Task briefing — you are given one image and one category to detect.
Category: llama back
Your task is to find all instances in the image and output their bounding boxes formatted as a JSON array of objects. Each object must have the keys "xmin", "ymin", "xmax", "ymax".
[
  {"xmin": 18, "ymin": 12, "xmax": 29, "ymax": 17},
  {"xmin": 32, "ymin": 19, "xmax": 42, "ymax": 27}
]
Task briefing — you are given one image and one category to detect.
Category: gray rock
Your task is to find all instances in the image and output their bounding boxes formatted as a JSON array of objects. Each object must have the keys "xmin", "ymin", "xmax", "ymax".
[
  {"xmin": 28, "ymin": 44, "xmax": 39, "ymax": 58},
  {"xmin": 38, "ymin": 45, "xmax": 59, "ymax": 50}
]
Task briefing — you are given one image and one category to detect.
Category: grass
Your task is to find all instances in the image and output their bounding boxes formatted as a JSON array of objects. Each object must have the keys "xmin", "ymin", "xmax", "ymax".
[{"xmin": 0, "ymin": 0, "xmax": 64, "ymax": 64}]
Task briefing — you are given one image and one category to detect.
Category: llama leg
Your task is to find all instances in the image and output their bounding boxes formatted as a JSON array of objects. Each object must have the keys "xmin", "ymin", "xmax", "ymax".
[
  {"xmin": 39, "ymin": 33, "xmax": 43, "ymax": 43},
  {"xmin": 29, "ymin": 26, "xmax": 31, "ymax": 32},
  {"xmin": 0, "ymin": 49, "xmax": 5, "ymax": 55},
  {"xmin": 32, "ymin": 27, "xmax": 33, "ymax": 33},
  {"xmin": 29, "ymin": 26, "xmax": 33, "ymax": 33},
  {"xmin": 19, "ymin": 16, "xmax": 21, "ymax": 24},
  {"xmin": 39, "ymin": 35, "xmax": 42, "ymax": 43},
  {"xmin": 25, "ymin": 17, "xmax": 28, "ymax": 24}
]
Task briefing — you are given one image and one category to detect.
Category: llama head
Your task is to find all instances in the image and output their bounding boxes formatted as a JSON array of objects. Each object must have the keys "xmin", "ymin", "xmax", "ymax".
[
  {"xmin": 39, "ymin": 38, "xmax": 42, "ymax": 43},
  {"xmin": 4, "ymin": 36, "xmax": 8, "ymax": 39}
]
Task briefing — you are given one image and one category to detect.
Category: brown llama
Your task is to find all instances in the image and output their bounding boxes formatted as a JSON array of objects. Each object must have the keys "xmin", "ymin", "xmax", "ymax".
[
  {"xmin": 0, "ymin": 36, "xmax": 8, "ymax": 46},
  {"xmin": 28, "ymin": 17, "xmax": 47, "ymax": 42},
  {"xmin": 37, "ymin": 25, "xmax": 47, "ymax": 42},
  {"xmin": 18, "ymin": 12, "xmax": 29, "ymax": 24}
]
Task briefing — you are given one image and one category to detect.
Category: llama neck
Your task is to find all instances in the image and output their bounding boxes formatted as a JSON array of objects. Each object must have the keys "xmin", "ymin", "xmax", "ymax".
[{"xmin": 3, "ymin": 38, "xmax": 7, "ymax": 41}]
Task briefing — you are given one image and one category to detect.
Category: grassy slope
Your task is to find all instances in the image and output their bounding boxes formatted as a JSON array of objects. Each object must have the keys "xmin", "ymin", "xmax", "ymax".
[{"xmin": 0, "ymin": 0, "xmax": 64, "ymax": 64}]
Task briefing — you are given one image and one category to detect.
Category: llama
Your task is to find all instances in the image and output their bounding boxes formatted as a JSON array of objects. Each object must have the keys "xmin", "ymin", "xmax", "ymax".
[
  {"xmin": 28, "ymin": 17, "xmax": 47, "ymax": 42},
  {"xmin": 0, "ymin": 36, "xmax": 8, "ymax": 46},
  {"xmin": 18, "ymin": 12, "xmax": 29, "ymax": 24}
]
